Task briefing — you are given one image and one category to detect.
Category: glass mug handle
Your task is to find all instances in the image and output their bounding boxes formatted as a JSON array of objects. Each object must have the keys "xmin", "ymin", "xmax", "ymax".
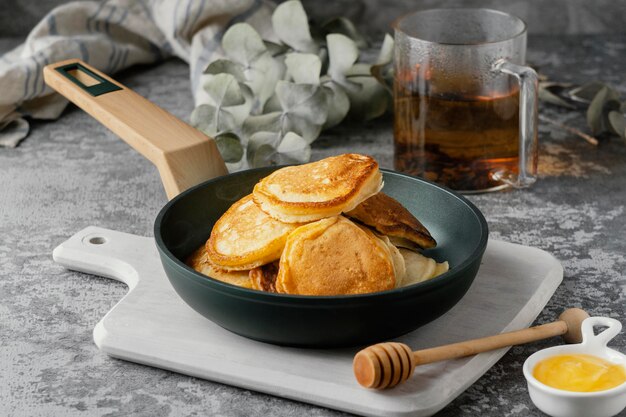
[{"xmin": 492, "ymin": 59, "xmax": 539, "ymax": 188}]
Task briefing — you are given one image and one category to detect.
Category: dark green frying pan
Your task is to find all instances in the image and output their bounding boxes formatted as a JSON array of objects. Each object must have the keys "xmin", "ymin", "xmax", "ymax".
[{"xmin": 44, "ymin": 59, "xmax": 488, "ymax": 348}]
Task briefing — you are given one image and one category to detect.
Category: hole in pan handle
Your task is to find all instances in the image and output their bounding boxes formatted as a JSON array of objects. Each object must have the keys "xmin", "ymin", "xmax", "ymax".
[{"xmin": 54, "ymin": 63, "xmax": 122, "ymax": 97}]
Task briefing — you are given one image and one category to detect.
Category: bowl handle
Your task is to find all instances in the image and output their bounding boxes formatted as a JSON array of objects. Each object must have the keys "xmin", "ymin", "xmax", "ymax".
[
  {"xmin": 580, "ymin": 316, "xmax": 623, "ymax": 348},
  {"xmin": 43, "ymin": 59, "xmax": 228, "ymax": 200}
]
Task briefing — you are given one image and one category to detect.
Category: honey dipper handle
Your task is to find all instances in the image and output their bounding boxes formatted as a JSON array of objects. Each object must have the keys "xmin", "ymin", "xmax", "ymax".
[
  {"xmin": 43, "ymin": 59, "xmax": 227, "ymax": 200},
  {"xmin": 413, "ymin": 320, "xmax": 568, "ymax": 365}
]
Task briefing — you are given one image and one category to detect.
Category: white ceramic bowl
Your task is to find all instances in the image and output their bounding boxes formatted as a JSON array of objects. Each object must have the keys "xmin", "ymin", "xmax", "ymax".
[{"xmin": 523, "ymin": 317, "xmax": 626, "ymax": 417}]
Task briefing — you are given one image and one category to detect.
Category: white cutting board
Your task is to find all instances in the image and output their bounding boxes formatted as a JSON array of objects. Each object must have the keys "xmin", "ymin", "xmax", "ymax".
[{"xmin": 53, "ymin": 227, "xmax": 563, "ymax": 417}]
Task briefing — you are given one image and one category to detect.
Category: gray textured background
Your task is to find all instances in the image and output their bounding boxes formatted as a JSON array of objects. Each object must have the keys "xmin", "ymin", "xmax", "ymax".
[
  {"xmin": 1, "ymin": 0, "xmax": 626, "ymax": 37},
  {"xmin": 1, "ymin": 1, "xmax": 626, "ymax": 417}
]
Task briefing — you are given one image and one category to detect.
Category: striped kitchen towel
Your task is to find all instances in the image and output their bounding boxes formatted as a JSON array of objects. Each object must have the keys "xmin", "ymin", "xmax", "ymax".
[{"xmin": 0, "ymin": 0, "xmax": 274, "ymax": 147}]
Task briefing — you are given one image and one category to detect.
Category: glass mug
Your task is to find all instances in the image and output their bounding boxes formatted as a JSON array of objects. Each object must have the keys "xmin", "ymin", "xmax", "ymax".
[{"xmin": 393, "ymin": 8, "xmax": 538, "ymax": 193}]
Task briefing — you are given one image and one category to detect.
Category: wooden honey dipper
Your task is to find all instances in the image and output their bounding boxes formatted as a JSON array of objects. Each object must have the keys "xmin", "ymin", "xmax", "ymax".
[{"xmin": 353, "ymin": 308, "xmax": 589, "ymax": 389}]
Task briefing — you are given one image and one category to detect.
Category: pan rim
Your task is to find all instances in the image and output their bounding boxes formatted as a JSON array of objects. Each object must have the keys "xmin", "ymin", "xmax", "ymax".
[{"xmin": 154, "ymin": 167, "xmax": 489, "ymax": 304}]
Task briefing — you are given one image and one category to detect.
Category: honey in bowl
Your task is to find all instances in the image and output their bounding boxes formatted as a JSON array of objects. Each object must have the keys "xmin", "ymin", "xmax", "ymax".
[{"xmin": 533, "ymin": 354, "xmax": 626, "ymax": 392}]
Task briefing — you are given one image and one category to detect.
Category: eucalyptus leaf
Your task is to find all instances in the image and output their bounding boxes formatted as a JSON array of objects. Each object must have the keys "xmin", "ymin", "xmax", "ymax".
[
  {"xmin": 250, "ymin": 94, "xmax": 324, "ymax": 142},
  {"xmin": 249, "ymin": 143, "xmax": 278, "ymax": 168},
  {"xmin": 222, "ymin": 23, "xmax": 267, "ymax": 67},
  {"xmin": 272, "ymin": 0, "xmax": 318, "ymax": 53},
  {"xmin": 262, "ymin": 93, "xmax": 282, "ymax": 113},
  {"xmin": 321, "ymin": 17, "xmax": 368, "ymax": 49},
  {"xmin": 276, "ymin": 131, "xmax": 311, "ymax": 163},
  {"xmin": 264, "ymin": 40, "xmax": 289, "ymax": 57},
  {"xmin": 321, "ymin": 81, "xmax": 350, "ymax": 128},
  {"xmin": 345, "ymin": 63, "xmax": 376, "ymax": 78},
  {"xmin": 215, "ymin": 132, "xmax": 244, "ymax": 163},
  {"xmin": 248, "ymin": 131, "xmax": 282, "ymax": 151},
  {"xmin": 344, "ymin": 64, "xmax": 390, "ymax": 120},
  {"xmin": 607, "ymin": 88, "xmax": 620, "ymax": 102},
  {"xmin": 327, "ymin": 34, "xmax": 360, "ymax": 91},
  {"xmin": 225, "ymin": 158, "xmax": 246, "ymax": 173},
  {"xmin": 587, "ymin": 85, "xmax": 623, "ymax": 135},
  {"xmin": 224, "ymin": 82, "xmax": 254, "ymax": 126},
  {"xmin": 242, "ymin": 112, "xmax": 282, "ymax": 139},
  {"xmin": 347, "ymin": 78, "xmax": 389, "ymax": 120},
  {"xmin": 375, "ymin": 33, "xmax": 394, "ymax": 65},
  {"xmin": 275, "ymin": 81, "xmax": 328, "ymax": 126},
  {"xmin": 317, "ymin": 47, "xmax": 329, "ymax": 75},
  {"xmin": 569, "ymin": 81, "xmax": 607, "ymax": 103},
  {"xmin": 245, "ymin": 52, "xmax": 286, "ymax": 111},
  {"xmin": 190, "ymin": 104, "xmax": 215, "ymax": 133},
  {"xmin": 539, "ymin": 81, "xmax": 574, "ymax": 89},
  {"xmin": 212, "ymin": 109, "xmax": 238, "ymax": 136},
  {"xmin": 285, "ymin": 52, "xmax": 321, "ymax": 85},
  {"xmin": 247, "ymin": 131, "xmax": 311, "ymax": 166},
  {"xmin": 608, "ymin": 111, "xmax": 626, "ymax": 139},
  {"xmin": 204, "ymin": 59, "xmax": 245, "ymax": 82},
  {"xmin": 606, "ymin": 100, "xmax": 622, "ymax": 114},
  {"xmin": 587, "ymin": 87, "xmax": 610, "ymax": 135},
  {"xmin": 190, "ymin": 104, "xmax": 237, "ymax": 136},
  {"xmin": 247, "ymin": 131, "xmax": 281, "ymax": 167},
  {"xmin": 539, "ymin": 83, "xmax": 576, "ymax": 109},
  {"xmin": 283, "ymin": 114, "xmax": 323, "ymax": 143},
  {"xmin": 196, "ymin": 74, "xmax": 253, "ymax": 128},
  {"xmin": 370, "ymin": 64, "xmax": 394, "ymax": 93},
  {"xmin": 371, "ymin": 34, "xmax": 394, "ymax": 92},
  {"xmin": 203, "ymin": 73, "xmax": 246, "ymax": 108}
]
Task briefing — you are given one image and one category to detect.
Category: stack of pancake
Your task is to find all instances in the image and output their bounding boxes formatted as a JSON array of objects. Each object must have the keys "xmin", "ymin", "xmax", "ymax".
[{"xmin": 187, "ymin": 153, "xmax": 448, "ymax": 296}]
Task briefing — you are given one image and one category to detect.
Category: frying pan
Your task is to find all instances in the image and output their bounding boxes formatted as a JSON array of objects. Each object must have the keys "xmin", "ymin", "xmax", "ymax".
[{"xmin": 44, "ymin": 59, "xmax": 488, "ymax": 348}]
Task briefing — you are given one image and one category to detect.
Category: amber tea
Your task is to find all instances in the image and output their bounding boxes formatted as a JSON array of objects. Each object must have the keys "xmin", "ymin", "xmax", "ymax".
[{"xmin": 394, "ymin": 88, "xmax": 520, "ymax": 192}]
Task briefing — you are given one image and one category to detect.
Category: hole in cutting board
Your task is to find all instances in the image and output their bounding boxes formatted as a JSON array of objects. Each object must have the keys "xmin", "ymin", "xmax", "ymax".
[{"xmin": 89, "ymin": 236, "xmax": 107, "ymax": 245}]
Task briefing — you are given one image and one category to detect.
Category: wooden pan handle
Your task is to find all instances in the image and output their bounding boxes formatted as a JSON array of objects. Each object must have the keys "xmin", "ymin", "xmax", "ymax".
[{"xmin": 43, "ymin": 59, "xmax": 228, "ymax": 200}]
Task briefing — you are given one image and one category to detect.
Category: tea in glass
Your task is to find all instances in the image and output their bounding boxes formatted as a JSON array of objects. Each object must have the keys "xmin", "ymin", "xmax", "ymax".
[{"xmin": 393, "ymin": 9, "xmax": 538, "ymax": 192}]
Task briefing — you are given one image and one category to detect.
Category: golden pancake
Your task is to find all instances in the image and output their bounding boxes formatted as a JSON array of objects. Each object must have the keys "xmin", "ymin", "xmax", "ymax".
[
  {"xmin": 186, "ymin": 246, "xmax": 253, "ymax": 288},
  {"xmin": 253, "ymin": 154, "xmax": 383, "ymax": 223},
  {"xmin": 249, "ymin": 262, "xmax": 279, "ymax": 292},
  {"xmin": 207, "ymin": 194, "xmax": 301, "ymax": 270},
  {"xmin": 354, "ymin": 223, "xmax": 406, "ymax": 288},
  {"xmin": 376, "ymin": 233, "xmax": 406, "ymax": 288},
  {"xmin": 399, "ymin": 248, "xmax": 449, "ymax": 287},
  {"xmin": 276, "ymin": 216, "xmax": 396, "ymax": 295},
  {"xmin": 345, "ymin": 192, "xmax": 436, "ymax": 249}
]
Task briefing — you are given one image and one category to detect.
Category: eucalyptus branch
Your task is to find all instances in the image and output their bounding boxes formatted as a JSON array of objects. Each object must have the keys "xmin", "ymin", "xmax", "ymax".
[
  {"xmin": 190, "ymin": 0, "xmax": 391, "ymax": 170},
  {"xmin": 539, "ymin": 114, "xmax": 599, "ymax": 146}
]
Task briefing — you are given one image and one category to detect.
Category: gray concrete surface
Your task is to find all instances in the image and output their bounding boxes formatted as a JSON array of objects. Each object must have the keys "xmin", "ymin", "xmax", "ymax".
[{"xmin": 1, "ymin": 34, "xmax": 625, "ymax": 416}]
